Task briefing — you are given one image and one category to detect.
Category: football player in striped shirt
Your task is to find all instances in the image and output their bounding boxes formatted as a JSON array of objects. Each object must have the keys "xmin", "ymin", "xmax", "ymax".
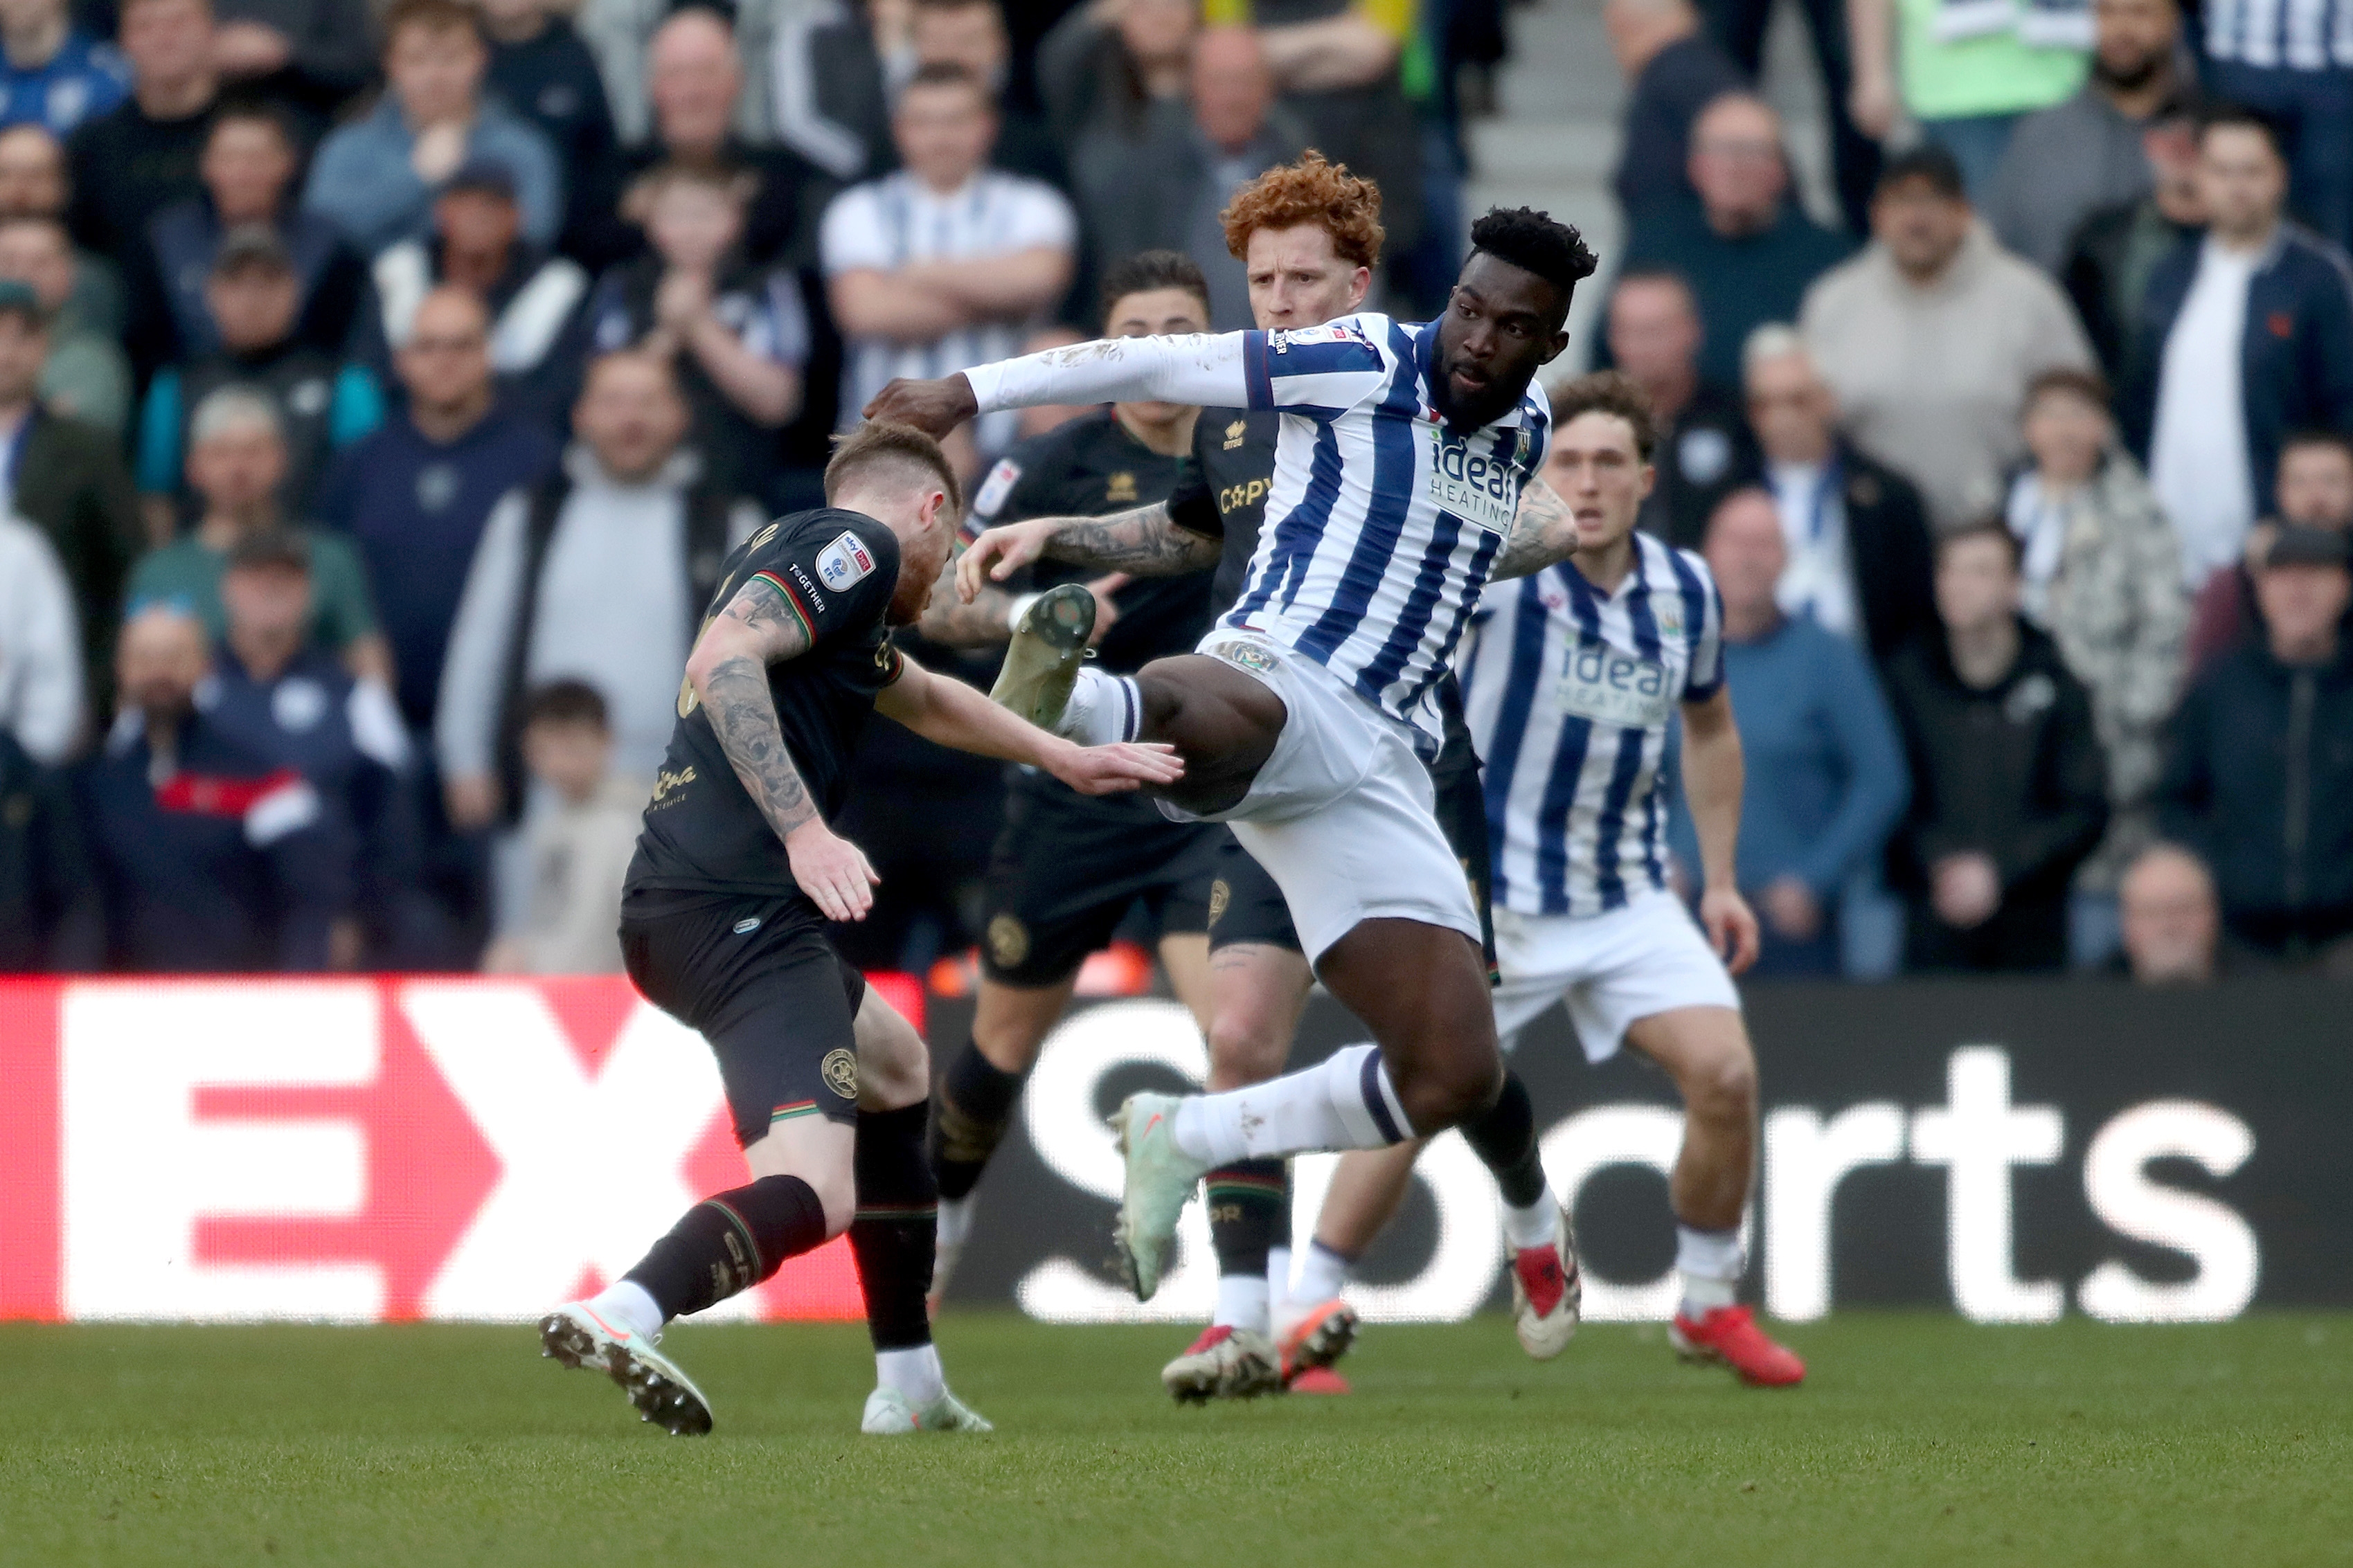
[{"xmin": 865, "ymin": 208, "xmax": 1609, "ymax": 1317}]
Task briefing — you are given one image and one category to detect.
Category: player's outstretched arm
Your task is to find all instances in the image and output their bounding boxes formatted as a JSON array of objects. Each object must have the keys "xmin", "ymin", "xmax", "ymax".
[
  {"xmin": 875, "ymin": 656, "xmax": 1184, "ymax": 795},
  {"xmin": 1679, "ymin": 687, "xmax": 1762, "ymax": 975},
  {"xmin": 953, "ymin": 503, "xmax": 1219, "ymax": 604},
  {"xmin": 865, "ymin": 332, "xmax": 1252, "ymax": 437},
  {"xmin": 684, "ymin": 575, "xmax": 879, "ymax": 922},
  {"xmin": 1487, "ymin": 475, "xmax": 1580, "ymax": 582}
]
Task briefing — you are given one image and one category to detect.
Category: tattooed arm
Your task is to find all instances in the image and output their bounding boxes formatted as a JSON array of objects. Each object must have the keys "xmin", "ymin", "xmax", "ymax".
[
  {"xmin": 682, "ymin": 573, "xmax": 877, "ymax": 921},
  {"xmin": 1487, "ymin": 475, "xmax": 1580, "ymax": 582},
  {"xmin": 953, "ymin": 501, "xmax": 1221, "ymax": 603},
  {"xmin": 921, "ymin": 566, "xmax": 1131, "ymax": 648}
]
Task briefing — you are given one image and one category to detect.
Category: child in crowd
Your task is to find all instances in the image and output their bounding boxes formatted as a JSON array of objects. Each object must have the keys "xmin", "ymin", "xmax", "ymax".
[{"xmin": 483, "ymin": 678, "xmax": 644, "ymax": 975}]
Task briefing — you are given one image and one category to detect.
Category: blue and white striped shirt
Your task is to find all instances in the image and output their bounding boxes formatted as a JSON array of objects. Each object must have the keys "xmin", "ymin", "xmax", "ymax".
[
  {"xmin": 965, "ymin": 314, "xmax": 1553, "ymax": 744},
  {"xmin": 2205, "ymin": 0, "xmax": 2353, "ymax": 67},
  {"xmin": 1462, "ymin": 533, "xmax": 1726, "ymax": 918}
]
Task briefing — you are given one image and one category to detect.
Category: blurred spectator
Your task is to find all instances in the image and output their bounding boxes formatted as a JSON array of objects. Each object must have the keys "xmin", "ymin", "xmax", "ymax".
[
  {"xmin": 1742, "ymin": 323, "xmax": 1936, "ymax": 663},
  {"xmin": 1604, "ymin": 267, "xmax": 1757, "ymax": 546},
  {"xmin": 80, "ymin": 604, "xmax": 351, "ymax": 970},
  {"xmin": 371, "ymin": 158, "xmax": 593, "ymax": 428},
  {"xmin": 1037, "ymin": 0, "xmax": 1195, "ymax": 164},
  {"xmin": 1618, "ymin": 93, "xmax": 1855, "ymax": 389},
  {"xmin": 1604, "ymin": 0, "xmax": 1744, "ymax": 217},
  {"xmin": 1681, "ymin": 487, "xmax": 1908, "ymax": 975},
  {"xmin": 902, "ymin": 0, "xmax": 1059, "ymax": 184},
  {"xmin": 2197, "ymin": 0, "xmax": 2353, "ymax": 250},
  {"xmin": 479, "ymin": 0, "xmax": 620, "ymax": 198},
  {"xmin": 481, "ymin": 678, "xmax": 640, "ymax": 974},
  {"xmin": 1843, "ymin": 0, "xmax": 2087, "ymax": 197},
  {"xmin": 1801, "ymin": 145, "xmax": 2093, "ymax": 531},
  {"xmin": 821, "ymin": 61, "xmax": 1074, "ymax": 465},
  {"xmin": 765, "ymin": 0, "xmax": 899, "ymax": 183},
  {"xmin": 134, "ymin": 224, "xmax": 382, "ymax": 524},
  {"xmin": 2187, "ymin": 429, "xmax": 2353, "ymax": 670},
  {"xmin": 64, "ymin": 0, "xmax": 217, "ymax": 260},
  {"xmin": 1076, "ymin": 26, "xmax": 1305, "ymax": 333},
  {"xmin": 126, "ymin": 384, "xmax": 388, "ymax": 677},
  {"xmin": 436, "ymin": 351, "xmax": 760, "ymax": 833},
  {"xmin": 0, "ymin": 214, "xmax": 127, "ymax": 431},
  {"xmin": 2062, "ymin": 100, "xmax": 2203, "ymax": 377},
  {"xmin": 2005, "ymin": 366, "xmax": 2185, "ymax": 963},
  {"xmin": 0, "ymin": 712, "xmax": 89, "ymax": 968},
  {"xmin": 1697, "ymin": 0, "xmax": 1880, "ymax": 231},
  {"xmin": 1884, "ymin": 523, "xmax": 2109, "ymax": 971},
  {"xmin": 2160, "ymin": 526, "xmax": 2353, "ymax": 966},
  {"xmin": 2115, "ymin": 840, "xmax": 2222, "ymax": 983},
  {"xmin": 0, "ymin": 123, "xmax": 123, "ymax": 332},
  {"xmin": 0, "ymin": 0, "xmax": 126, "ymax": 137},
  {"xmin": 302, "ymin": 0, "xmax": 563, "ymax": 260},
  {"xmin": 1983, "ymin": 0, "xmax": 2186, "ymax": 274},
  {"xmin": 0, "ymin": 274, "xmax": 139, "ymax": 690},
  {"xmin": 586, "ymin": 159, "xmax": 807, "ymax": 505},
  {"xmin": 2123, "ymin": 108, "xmax": 2353, "ymax": 590},
  {"xmin": 582, "ymin": 10, "xmax": 823, "ymax": 271},
  {"xmin": 0, "ymin": 507, "xmax": 80, "ymax": 762},
  {"xmin": 208, "ymin": 0, "xmax": 373, "ymax": 116},
  {"xmin": 140, "ymin": 101, "xmax": 366, "ymax": 379}
]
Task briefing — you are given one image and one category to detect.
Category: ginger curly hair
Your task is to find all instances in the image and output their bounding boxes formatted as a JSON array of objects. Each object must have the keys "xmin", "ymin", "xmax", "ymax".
[{"xmin": 1217, "ymin": 152, "xmax": 1385, "ymax": 268}]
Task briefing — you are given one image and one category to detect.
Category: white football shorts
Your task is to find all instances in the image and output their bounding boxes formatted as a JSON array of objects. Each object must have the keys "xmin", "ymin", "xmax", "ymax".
[{"xmin": 1491, "ymin": 890, "xmax": 1740, "ymax": 1063}]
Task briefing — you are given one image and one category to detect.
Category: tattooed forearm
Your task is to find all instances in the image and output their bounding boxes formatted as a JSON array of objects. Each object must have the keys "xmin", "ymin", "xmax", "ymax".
[
  {"xmin": 920, "ymin": 584, "xmax": 1021, "ymax": 647},
  {"xmin": 703, "ymin": 653, "xmax": 818, "ymax": 841},
  {"xmin": 732, "ymin": 573, "xmax": 809, "ymax": 639},
  {"xmin": 1488, "ymin": 476, "xmax": 1577, "ymax": 581},
  {"xmin": 1043, "ymin": 502, "xmax": 1222, "ymax": 576}
]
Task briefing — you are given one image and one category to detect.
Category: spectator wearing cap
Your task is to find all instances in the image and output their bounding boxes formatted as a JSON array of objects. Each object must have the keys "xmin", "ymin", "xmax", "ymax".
[
  {"xmin": 64, "ymin": 0, "xmax": 219, "ymax": 263},
  {"xmin": 369, "ymin": 156, "xmax": 593, "ymax": 429},
  {"xmin": 2121, "ymin": 108, "xmax": 2353, "ymax": 591},
  {"xmin": 1600, "ymin": 267, "xmax": 1758, "ymax": 546},
  {"xmin": 2063, "ymin": 100, "xmax": 2205, "ymax": 378},
  {"xmin": 478, "ymin": 0, "xmax": 619, "ymax": 204},
  {"xmin": 125, "ymin": 384, "xmax": 388, "ymax": 681},
  {"xmin": 2115, "ymin": 841, "xmax": 2225, "ymax": 983},
  {"xmin": 1884, "ymin": 522, "xmax": 2110, "ymax": 971},
  {"xmin": 137, "ymin": 102, "xmax": 367, "ymax": 381},
  {"xmin": 80, "ymin": 602, "xmax": 355, "ymax": 971},
  {"xmin": 0, "ymin": 213, "xmax": 127, "ymax": 433},
  {"xmin": 1844, "ymin": 0, "xmax": 2087, "ymax": 199},
  {"xmin": 2160, "ymin": 526, "xmax": 2353, "ymax": 966},
  {"xmin": 0, "ymin": 503, "xmax": 80, "ymax": 762},
  {"xmin": 206, "ymin": 529, "xmax": 418, "ymax": 964},
  {"xmin": 134, "ymin": 223, "xmax": 384, "ymax": 527},
  {"xmin": 1617, "ymin": 93, "xmax": 1856, "ymax": 390},
  {"xmin": 1801, "ymin": 145, "xmax": 2095, "ymax": 532},
  {"xmin": 585, "ymin": 159, "xmax": 808, "ymax": 507},
  {"xmin": 2187, "ymin": 429, "xmax": 2353, "ymax": 671},
  {"xmin": 821, "ymin": 62, "xmax": 1075, "ymax": 467},
  {"xmin": 2003, "ymin": 366, "xmax": 2186, "ymax": 963},
  {"xmin": 1670, "ymin": 487, "xmax": 1909, "ymax": 975},
  {"xmin": 0, "ymin": 275, "xmax": 140, "ymax": 696},
  {"xmin": 1741, "ymin": 323, "xmax": 1937, "ymax": 665},
  {"xmin": 302, "ymin": 0, "xmax": 563, "ymax": 260},
  {"xmin": 1605, "ymin": 0, "xmax": 1746, "ymax": 217},
  {"xmin": 1983, "ymin": 0, "xmax": 2188, "ymax": 275},
  {"xmin": 0, "ymin": 0, "xmax": 127, "ymax": 138}
]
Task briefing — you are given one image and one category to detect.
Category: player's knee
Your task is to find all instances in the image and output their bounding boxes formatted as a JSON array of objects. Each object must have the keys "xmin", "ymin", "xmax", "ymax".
[
  {"xmin": 807, "ymin": 1164, "xmax": 857, "ymax": 1238},
  {"xmin": 1206, "ymin": 1011, "xmax": 1288, "ymax": 1088},
  {"xmin": 1393, "ymin": 1048, "xmax": 1501, "ymax": 1135},
  {"xmin": 1688, "ymin": 1039, "xmax": 1758, "ymax": 1121}
]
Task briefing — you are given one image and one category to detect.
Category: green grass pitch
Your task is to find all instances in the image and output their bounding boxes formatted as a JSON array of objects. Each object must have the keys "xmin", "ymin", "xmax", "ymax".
[{"xmin": 4, "ymin": 1313, "xmax": 2347, "ymax": 1567}]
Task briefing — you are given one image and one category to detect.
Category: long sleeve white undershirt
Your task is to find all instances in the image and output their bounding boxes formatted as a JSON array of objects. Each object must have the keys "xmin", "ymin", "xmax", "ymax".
[{"xmin": 963, "ymin": 332, "xmax": 1253, "ymax": 413}]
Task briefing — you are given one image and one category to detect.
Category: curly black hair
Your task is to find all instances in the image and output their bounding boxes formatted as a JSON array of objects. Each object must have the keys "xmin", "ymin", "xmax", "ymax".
[{"xmin": 1468, "ymin": 207, "xmax": 1600, "ymax": 314}]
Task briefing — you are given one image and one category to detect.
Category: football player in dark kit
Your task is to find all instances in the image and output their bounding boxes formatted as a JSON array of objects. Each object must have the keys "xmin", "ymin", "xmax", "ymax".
[
  {"xmin": 536, "ymin": 416, "xmax": 1181, "ymax": 1437},
  {"xmin": 951, "ymin": 159, "xmax": 1578, "ymax": 1403},
  {"xmin": 913, "ymin": 250, "xmax": 1223, "ymax": 1306}
]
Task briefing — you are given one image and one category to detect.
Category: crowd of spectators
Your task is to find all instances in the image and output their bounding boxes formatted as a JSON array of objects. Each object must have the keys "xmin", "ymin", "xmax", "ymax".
[{"xmin": 0, "ymin": 0, "xmax": 2347, "ymax": 993}]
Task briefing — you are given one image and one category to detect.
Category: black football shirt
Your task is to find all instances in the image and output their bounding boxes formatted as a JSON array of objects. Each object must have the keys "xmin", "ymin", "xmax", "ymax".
[
  {"xmin": 627, "ymin": 507, "xmax": 906, "ymax": 900},
  {"xmin": 1167, "ymin": 406, "xmax": 1279, "ymax": 620}
]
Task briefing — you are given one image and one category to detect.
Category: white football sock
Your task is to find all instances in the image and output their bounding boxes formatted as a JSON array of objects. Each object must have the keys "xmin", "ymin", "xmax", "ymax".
[
  {"xmin": 936, "ymin": 1193, "xmax": 975, "ymax": 1250},
  {"xmin": 1676, "ymin": 1223, "xmax": 1744, "ymax": 1316},
  {"xmin": 1214, "ymin": 1274, "xmax": 1271, "ymax": 1336},
  {"xmin": 875, "ymin": 1343, "xmax": 946, "ymax": 1405},
  {"xmin": 1170, "ymin": 1045, "xmax": 1409, "ymax": 1164},
  {"xmin": 1502, "ymin": 1189, "xmax": 1561, "ymax": 1252},
  {"xmin": 1265, "ymin": 1244, "xmax": 1293, "ymax": 1313},
  {"xmin": 1057, "ymin": 667, "xmax": 1140, "ymax": 745},
  {"xmin": 1291, "ymin": 1240, "xmax": 1354, "ymax": 1307},
  {"xmin": 587, "ymin": 1279, "xmax": 664, "ymax": 1343}
]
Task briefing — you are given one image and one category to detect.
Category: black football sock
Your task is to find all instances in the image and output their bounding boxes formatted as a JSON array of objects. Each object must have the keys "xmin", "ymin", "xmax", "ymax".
[
  {"xmin": 622, "ymin": 1173, "xmax": 829, "ymax": 1321},
  {"xmin": 1460, "ymin": 1070, "xmax": 1549, "ymax": 1210},
  {"xmin": 853, "ymin": 1101, "xmax": 938, "ymax": 1352},
  {"xmin": 929, "ymin": 1040, "xmax": 1028, "ymax": 1202},
  {"xmin": 1206, "ymin": 1158, "xmax": 1289, "ymax": 1281}
]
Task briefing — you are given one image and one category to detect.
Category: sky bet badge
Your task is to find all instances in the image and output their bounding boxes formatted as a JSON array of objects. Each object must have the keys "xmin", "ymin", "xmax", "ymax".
[{"xmin": 818, "ymin": 531, "xmax": 876, "ymax": 591}]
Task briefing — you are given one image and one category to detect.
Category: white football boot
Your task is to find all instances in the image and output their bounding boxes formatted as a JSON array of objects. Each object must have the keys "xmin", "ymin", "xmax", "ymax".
[
  {"xmin": 538, "ymin": 1302, "xmax": 715, "ymax": 1436},
  {"xmin": 861, "ymin": 1386, "xmax": 996, "ymax": 1434},
  {"xmin": 1109, "ymin": 1092, "xmax": 1208, "ymax": 1301}
]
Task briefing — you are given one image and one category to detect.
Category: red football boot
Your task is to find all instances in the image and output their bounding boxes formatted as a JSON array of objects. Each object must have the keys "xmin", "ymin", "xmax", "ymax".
[{"xmin": 1669, "ymin": 1305, "xmax": 1806, "ymax": 1387}]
